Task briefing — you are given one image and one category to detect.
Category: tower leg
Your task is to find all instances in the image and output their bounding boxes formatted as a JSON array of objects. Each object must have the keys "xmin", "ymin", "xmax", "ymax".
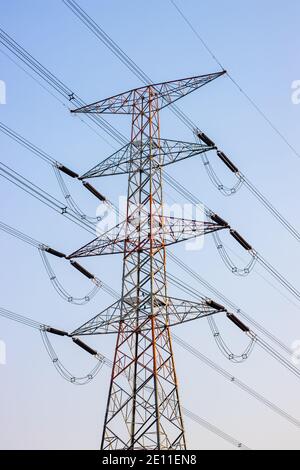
[{"xmin": 101, "ymin": 316, "xmax": 186, "ymax": 450}]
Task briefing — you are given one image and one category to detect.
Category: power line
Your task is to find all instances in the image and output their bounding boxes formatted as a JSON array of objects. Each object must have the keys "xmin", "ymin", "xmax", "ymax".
[
  {"xmin": 2, "ymin": 123, "xmax": 297, "ymax": 364},
  {"xmin": 1, "ymin": 12, "xmax": 298, "ymax": 448},
  {"xmin": 2, "ymin": 20, "xmax": 300, "ymax": 247},
  {"xmin": 4, "ymin": 115, "xmax": 298, "ymax": 332},
  {"xmin": 1, "ymin": 121, "xmax": 298, "ymax": 365},
  {"xmin": 62, "ymin": 0, "xmax": 197, "ymax": 131},
  {"xmin": 170, "ymin": 0, "xmax": 300, "ymax": 161},
  {"xmin": 61, "ymin": 0, "xmax": 300, "ymax": 244},
  {"xmin": 4, "ymin": 297, "xmax": 299, "ymax": 431},
  {"xmin": 170, "ymin": 0, "xmax": 225, "ymax": 71},
  {"xmin": 172, "ymin": 334, "xmax": 300, "ymax": 429},
  {"xmin": 0, "ymin": 27, "xmax": 126, "ymax": 146},
  {"xmin": 0, "ymin": 306, "xmax": 45, "ymax": 330},
  {"xmin": 0, "ymin": 46, "xmax": 117, "ymax": 148},
  {"xmin": 2, "ymin": 118, "xmax": 297, "ymax": 351},
  {"xmin": 0, "ymin": 121, "xmax": 57, "ymax": 165},
  {"xmin": 216, "ymin": 238, "xmax": 300, "ymax": 313},
  {"xmin": 182, "ymin": 407, "xmax": 250, "ymax": 450},
  {"xmin": 0, "ymin": 121, "xmax": 107, "ymax": 222},
  {"xmin": 0, "ymin": 213, "xmax": 295, "ymax": 367},
  {"xmin": 201, "ymin": 150, "xmax": 300, "ymax": 242},
  {"xmin": 164, "ymin": 170, "xmax": 300, "ymax": 307},
  {"xmin": 1, "ymin": 217, "xmax": 299, "ymax": 438},
  {"xmin": 0, "ymin": 161, "xmax": 97, "ymax": 235},
  {"xmin": 0, "ymin": 304, "xmax": 250, "ymax": 449},
  {"xmin": 168, "ymin": 272, "xmax": 300, "ymax": 380},
  {"xmin": 0, "ymin": 219, "xmax": 119, "ymax": 303},
  {"xmin": 2, "ymin": 110, "xmax": 298, "ymax": 370},
  {"xmin": 169, "ymin": 252, "xmax": 293, "ymax": 356},
  {"xmin": 0, "ymin": 220, "xmax": 43, "ymax": 249}
]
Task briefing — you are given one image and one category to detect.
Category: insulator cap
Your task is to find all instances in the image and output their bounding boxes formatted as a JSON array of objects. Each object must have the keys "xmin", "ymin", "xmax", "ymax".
[
  {"xmin": 72, "ymin": 337, "xmax": 98, "ymax": 356},
  {"xmin": 230, "ymin": 230, "xmax": 253, "ymax": 251},
  {"xmin": 196, "ymin": 131, "xmax": 216, "ymax": 148},
  {"xmin": 57, "ymin": 164, "xmax": 79, "ymax": 179},
  {"xmin": 227, "ymin": 313, "xmax": 250, "ymax": 333},
  {"xmin": 210, "ymin": 213, "xmax": 229, "ymax": 228},
  {"xmin": 82, "ymin": 182, "xmax": 106, "ymax": 201},
  {"xmin": 45, "ymin": 247, "xmax": 66, "ymax": 259},
  {"xmin": 217, "ymin": 151, "xmax": 239, "ymax": 173},
  {"xmin": 47, "ymin": 327, "xmax": 69, "ymax": 337},
  {"xmin": 70, "ymin": 261, "xmax": 95, "ymax": 280},
  {"xmin": 206, "ymin": 300, "xmax": 226, "ymax": 311}
]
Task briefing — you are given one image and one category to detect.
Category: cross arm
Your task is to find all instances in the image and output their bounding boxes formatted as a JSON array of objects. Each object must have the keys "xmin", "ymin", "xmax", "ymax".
[
  {"xmin": 69, "ymin": 296, "xmax": 227, "ymax": 336},
  {"xmin": 80, "ymin": 139, "xmax": 216, "ymax": 179}
]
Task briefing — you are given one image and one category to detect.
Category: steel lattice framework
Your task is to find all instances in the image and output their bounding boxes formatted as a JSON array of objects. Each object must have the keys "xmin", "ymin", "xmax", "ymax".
[{"xmin": 69, "ymin": 71, "xmax": 226, "ymax": 450}]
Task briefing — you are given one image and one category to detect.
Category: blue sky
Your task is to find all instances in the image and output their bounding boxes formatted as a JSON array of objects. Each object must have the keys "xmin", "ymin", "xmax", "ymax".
[{"xmin": 0, "ymin": 0, "xmax": 300, "ymax": 450}]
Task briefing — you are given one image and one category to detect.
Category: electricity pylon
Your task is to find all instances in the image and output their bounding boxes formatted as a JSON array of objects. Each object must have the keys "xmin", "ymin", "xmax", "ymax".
[{"xmin": 68, "ymin": 71, "xmax": 227, "ymax": 450}]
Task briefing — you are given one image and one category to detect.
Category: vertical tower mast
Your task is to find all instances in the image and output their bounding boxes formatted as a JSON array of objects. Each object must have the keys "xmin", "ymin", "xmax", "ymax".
[
  {"xmin": 69, "ymin": 71, "xmax": 226, "ymax": 450},
  {"xmin": 101, "ymin": 86, "xmax": 186, "ymax": 450}
]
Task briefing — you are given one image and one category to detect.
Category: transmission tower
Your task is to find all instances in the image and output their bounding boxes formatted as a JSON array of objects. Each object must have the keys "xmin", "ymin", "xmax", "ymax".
[{"xmin": 68, "ymin": 71, "xmax": 227, "ymax": 450}]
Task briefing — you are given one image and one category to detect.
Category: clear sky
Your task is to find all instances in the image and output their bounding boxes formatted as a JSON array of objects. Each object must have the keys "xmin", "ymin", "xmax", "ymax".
[{"xmin": 0, "ymin": 0, "xmax": 300, "ymax": 450}]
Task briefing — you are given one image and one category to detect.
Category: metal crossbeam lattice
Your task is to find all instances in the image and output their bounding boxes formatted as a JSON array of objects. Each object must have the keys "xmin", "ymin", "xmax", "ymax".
[
  {"xmin": 68, "ymin": 216, "xmax": 226, "ymax": 258},
  {"xmin": 71, "ymin": 72, "xmax": 225, "ymax": 115},
  {"xmin": 70, "ymin": 296, "xmax": 226, "ymax": 336},
  {"xmin": 80, "ymin": 139, "xmax": 216, "ymax": 179}
]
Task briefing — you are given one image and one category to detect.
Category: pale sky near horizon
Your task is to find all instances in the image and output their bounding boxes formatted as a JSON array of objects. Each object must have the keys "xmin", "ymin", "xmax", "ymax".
[{"xmin": 1, "ymin": 0, "xmax": 300, "ymax": 450}]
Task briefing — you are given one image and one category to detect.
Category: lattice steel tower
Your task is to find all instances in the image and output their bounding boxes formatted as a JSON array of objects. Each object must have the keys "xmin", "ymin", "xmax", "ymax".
[{"xmin": 68, "ymin": 71, "xmax": 227, "ymax": 449}]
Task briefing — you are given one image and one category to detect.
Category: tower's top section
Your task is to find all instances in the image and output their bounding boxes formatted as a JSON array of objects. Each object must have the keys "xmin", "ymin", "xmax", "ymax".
[{"xmin": 71, "ymin": 71, "xmax": 226, "ymax": 115}]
